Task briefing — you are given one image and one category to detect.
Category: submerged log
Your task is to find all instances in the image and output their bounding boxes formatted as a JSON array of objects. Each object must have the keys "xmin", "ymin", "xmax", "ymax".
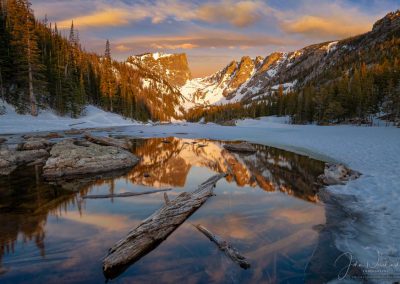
[
  {"xmin": 194, "ymin": 224, "xmax": 250, "ymax": 269},
  {"xmin": 223, "ymin": 143, "xmax": 256, "ymax": 153},
  {"xmin": 82, "ymin": 188, "xmax": 171, "ymax": 199},
  {"xmin": 103, "ymin": 173, "xmax": 226, "ymax": 279},
  {"xmin": 84, "ymin": 132, "xmax": 132, "ymax": 150}
]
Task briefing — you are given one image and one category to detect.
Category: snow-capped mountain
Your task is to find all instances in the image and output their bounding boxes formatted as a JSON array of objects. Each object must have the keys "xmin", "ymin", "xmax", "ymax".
[{"xmin": 179, "ymin": 10, "xmax": 400, "ymax": 109}]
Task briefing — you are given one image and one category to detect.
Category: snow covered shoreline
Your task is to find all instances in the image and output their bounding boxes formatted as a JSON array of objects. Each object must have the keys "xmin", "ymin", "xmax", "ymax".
[
  {"xmin": 1, "ymin": 110, "xmax": 399, "ymax": 282},
  {"xmin": 0, "ymin": 103, "xmax": 140, "ymax": 134}
]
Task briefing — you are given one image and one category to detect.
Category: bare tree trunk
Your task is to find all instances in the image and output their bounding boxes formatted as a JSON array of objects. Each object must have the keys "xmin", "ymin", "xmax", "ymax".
[
  {"xmin": 109, "ymin": 86, "xmax": 113, "ymax": 112},
  {"xmin": 0, "ymin": 66, "xmax": 4, "ymax": 101},
  {"xmin": 27, "ymin": 19, "xmax": 37, "ymax": 116}
]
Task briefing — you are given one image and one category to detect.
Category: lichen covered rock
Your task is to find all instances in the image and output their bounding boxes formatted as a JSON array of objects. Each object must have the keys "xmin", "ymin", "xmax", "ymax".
[{"xmin": 43, "ymin": 139, "xmax": 139, "ymax": 180}]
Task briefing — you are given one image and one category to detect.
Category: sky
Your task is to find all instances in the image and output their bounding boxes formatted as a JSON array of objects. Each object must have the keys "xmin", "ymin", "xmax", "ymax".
[{"xmin": 30, "ymin": 0, "xmax": 400, "ymax": 77}]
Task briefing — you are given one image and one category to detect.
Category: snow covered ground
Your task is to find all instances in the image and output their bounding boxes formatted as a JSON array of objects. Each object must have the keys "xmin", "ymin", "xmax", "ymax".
[
  {"xmin": 1, "ymin": 108, "xmax": 399, "ymax": 282},
  {"xmin": 0, "ymin": 103, "xmax": 140, "ymax": 134}
]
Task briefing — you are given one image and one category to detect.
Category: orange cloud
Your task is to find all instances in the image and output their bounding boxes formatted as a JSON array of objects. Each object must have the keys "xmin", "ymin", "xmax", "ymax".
[
  {"xmin": 58, "ymin": 9, "xmax": 131, "ymax": 28},
  {"xmin": 114, "ymin": 30, "xmax": 289, "ymax": 52},
  {"xmin": 151, "ymin": 43, "xmax": 199, "ymax": 50},
  {"xmin": 195, "ymin": 0, "xmax": 269, "ymax": 27},
  {"xmin": 115, "ymin": 44, "xmax": 131, "ymax": 52},
  {"xmin": 55, "ymin": 0, "xmax": 271, "ymax": 29},
  {"xmin": 283, "ymin": 15, "xmax": 371, "ymax": 38}
]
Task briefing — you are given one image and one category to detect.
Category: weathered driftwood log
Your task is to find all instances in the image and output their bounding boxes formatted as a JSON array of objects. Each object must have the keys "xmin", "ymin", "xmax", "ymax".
[
  {"xmin": 84, "ymin": 132, "xmax": 132, "ymax": 150},
  {"xmin": 194, "ymin": 224, "xmax": 250, "ymax": 269},
  {"xmin": 82, "ymin": 188, "xmax": 171, "ymax": 199},
  {"xmin": 102, "ymin": 173, "xmax": 227, "ymax": 279},
  {"xmin": 223, "ymin": 143, "xmax": 256, "ymax": 153},
  {"xmin": 64, "ymin": 129, "xmax": 84, "ymax": 135}
]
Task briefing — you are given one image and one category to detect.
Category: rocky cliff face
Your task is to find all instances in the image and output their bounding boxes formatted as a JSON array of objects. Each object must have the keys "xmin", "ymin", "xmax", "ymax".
[{"xmin": 127, "ymin": 52, "xmax": 191, "ymax": 87}]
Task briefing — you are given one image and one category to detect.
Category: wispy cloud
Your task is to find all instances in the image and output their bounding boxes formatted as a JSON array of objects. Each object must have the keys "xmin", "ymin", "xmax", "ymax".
[
  {"xmin": 112, "ymin": 29, "xmax": 291, "ymax": 52},
  {"xmin": 278, "ymin": 1, "xmax": 375, "ymax": 38},
  {"xmin": 53, "ymin": 0, "xmax": 271, "ymax": 29},
  {"xmin": 282, "ymin": 15, "xmax": 371, "ymax": 38}
]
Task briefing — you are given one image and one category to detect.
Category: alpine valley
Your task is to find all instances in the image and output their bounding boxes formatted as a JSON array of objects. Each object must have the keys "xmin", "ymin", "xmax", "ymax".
[{"xmin": 0, "ymin": 2, "xmax": 399, "ymax": 124}]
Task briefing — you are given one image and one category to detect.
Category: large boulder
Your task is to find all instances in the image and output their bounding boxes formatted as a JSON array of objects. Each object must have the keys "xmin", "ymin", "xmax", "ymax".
[
  {"xmin": 43, "ymin": 139, "xmax": 139, "ymax": 180},
  {"xmin": 0, "ymin": 146, "xmax": 49, "ymax": 175},
  {"xmin": 17, "ymin": 137, "xmax": 53, "ymax": 151}
]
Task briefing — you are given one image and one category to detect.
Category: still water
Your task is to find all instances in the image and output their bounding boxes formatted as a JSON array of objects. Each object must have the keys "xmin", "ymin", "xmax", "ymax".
[{"xmin": 0, "ymin": 137, "xmax": 342, "ymax": 283}]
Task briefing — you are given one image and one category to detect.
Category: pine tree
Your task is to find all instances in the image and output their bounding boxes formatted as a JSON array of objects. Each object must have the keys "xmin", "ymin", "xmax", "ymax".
[
  {"xmin": 7, "ymin": 0, "xmax": 47, "ymax": 115},
  {"xmin": 101, "ymin": 39, "xmax": 115, "ymax": 112}
]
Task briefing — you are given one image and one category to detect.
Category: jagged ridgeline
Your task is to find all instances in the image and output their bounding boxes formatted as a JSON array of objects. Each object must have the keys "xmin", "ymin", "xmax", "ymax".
[
  {"xmin": 185, "ymin": 11, "xmax": 400, "ymax": 124},
  {"xmin": 0, "ymin": 0, "xmax": 182, "ymax": 121}
]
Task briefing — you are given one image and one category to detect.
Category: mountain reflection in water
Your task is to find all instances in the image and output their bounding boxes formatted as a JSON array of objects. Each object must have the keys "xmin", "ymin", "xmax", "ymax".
[
  {"xmin": 128, "ymin": 137, "xmax": 324, "ymax": 202},
  {"xmin": 0, "ymin": 137, "xmax": 338, "ymax": 283}
]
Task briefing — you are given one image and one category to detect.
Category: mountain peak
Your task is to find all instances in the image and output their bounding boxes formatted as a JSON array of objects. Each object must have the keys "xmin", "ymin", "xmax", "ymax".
[
  {"xmin": 372, "ymin": 10, "xmax": 400, "ymax": 32},
  {"xmin": 127, "ymin": 52, "xmax": 192, "ymax": 87}
]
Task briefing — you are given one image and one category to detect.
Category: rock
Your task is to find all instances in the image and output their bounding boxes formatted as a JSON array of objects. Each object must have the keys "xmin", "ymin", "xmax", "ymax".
[
  {"xmin": 84, "ymin": 132, "xmax": 132, "ymax": 150},
  {"xmin": 22, "ymin": 132, "xmax": 64, "ymax": 139},
  {"xmin": 43, "ymin": 139, "xmax": 139, "ymax": 180},
  {"xmin": 0, "ymin": 147, "xmax": 49, "ymax": 175},
  {"xmin": 17, "ymin": 137, "xmax": 53, "ymax": 151},
  {"xmin": 64, "ymin": 129, "xmax": 84, "ymax": 135},
  {"xmin": 223, "ymin": 143, "xmax": 257, "ymax": 154},
  {"xmin": 318, "ymin": 163, "xmax": 361, "ymax": 185}
]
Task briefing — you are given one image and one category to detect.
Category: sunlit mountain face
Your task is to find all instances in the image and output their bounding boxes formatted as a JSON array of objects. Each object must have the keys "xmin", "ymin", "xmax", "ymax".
[{"xmin": 0, "ymin": 138, "xmax": 340, "ymax": 283}]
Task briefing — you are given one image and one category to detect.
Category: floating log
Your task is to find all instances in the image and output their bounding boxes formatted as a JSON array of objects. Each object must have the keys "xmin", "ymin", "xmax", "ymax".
[
  {"xmin": 69, "ymin": 122, "xmax": 86, "ymax": 126},
  {"xmin": 103, "ymin": 173, "xmax": 226, "ymax": 279},
  {"xmin": 84, "ymin": 132, "xmax": 132, "ymax": 150},
  {"xmin": 194, "ymin": 224, "xmax": 250, "ymax": 269},
  {"xmin": 223, "ymin": 143, "xmax": 256, "ymax": 153},
  {"xmin": 82, "ymin": 188, "xmax": 172, "ymax": 199}
]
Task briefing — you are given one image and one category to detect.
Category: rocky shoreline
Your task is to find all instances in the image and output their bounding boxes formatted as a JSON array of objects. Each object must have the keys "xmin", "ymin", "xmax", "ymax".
[{"xmin": 0, "ymin": 131, "xmax": 140, "ymax": 189}]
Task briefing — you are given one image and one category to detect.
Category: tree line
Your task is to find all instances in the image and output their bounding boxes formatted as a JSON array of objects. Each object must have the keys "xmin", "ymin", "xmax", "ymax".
[{"xmin": 0, "ymin": 0, "xmax": 181, "ymax": 121}]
